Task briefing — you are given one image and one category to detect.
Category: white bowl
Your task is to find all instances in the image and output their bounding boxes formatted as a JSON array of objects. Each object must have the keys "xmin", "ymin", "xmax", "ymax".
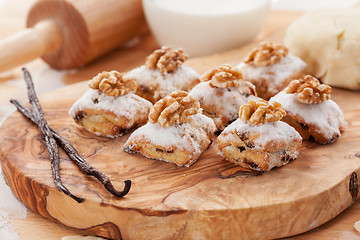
[{"xmin": 142, "ymin": 0, "xmax": 269, "ymax": 57}]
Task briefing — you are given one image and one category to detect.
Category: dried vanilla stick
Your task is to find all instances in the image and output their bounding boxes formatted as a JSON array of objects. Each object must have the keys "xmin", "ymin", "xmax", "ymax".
[
  {"xmin": 11, "ymin": 68, "xmax": 131, "ymax": 202},
  {"xmin": 10, "ymin": 99, "xmax": 131, "ymax": 198},
  {"xmin": 21, "ymin": 68, "xmax": 83, "ymax": 203}
]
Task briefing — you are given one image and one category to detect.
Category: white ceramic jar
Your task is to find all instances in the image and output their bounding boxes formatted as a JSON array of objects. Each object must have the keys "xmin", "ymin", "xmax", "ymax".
[{"xmin": 142, "ymin": 0, "xmax": 269, "ymax": 57}]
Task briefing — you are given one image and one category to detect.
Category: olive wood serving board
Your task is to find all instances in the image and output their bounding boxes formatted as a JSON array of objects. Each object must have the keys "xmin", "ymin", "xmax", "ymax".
[
  {"xmin": 1, "ymin": 81, "xmax": 360, "ymax": 240},
  {"xmin": 2, "ymin": 33, "xmax": 360, "ymax": 239}
]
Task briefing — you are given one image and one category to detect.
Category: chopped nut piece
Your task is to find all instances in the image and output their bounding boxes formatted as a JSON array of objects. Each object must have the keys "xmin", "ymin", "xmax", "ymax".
[
  {"xmin": 244, "ymin": 41, "xmax": 289, "ymax": 66},
  {"xmin": 89, "ymin": 70, "xmax": 137, "ymax": 97},
  {"xmin": 200, "ymin": 64, "xmax": 254, "ymax": 91},
  {"xmin": 145, "ymin": 46, "xmax": 188, "ymax": 73},
  {"xmin": 354, "ymin": 220, "xmax": 360, "ymax": 233},
  {"xmin": 286, "ymin": 75, "xmax": 331, "ymax": 104},
  {"xmin": 239, "ymin": 99, "xmax": 286, "ymax": 125},
  {"xmin": 149, "ymin": 90, "xmax": 201, "ymax": 127}
]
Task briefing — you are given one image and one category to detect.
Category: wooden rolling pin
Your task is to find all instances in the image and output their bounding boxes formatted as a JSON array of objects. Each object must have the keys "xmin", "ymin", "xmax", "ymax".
[{"xmin": 0, "ymin": 0, "xmax": 147, "ymax": 72}]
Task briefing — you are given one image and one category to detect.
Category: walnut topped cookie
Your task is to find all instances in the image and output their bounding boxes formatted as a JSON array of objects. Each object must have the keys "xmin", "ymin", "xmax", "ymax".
[
  {"xmin": 189, "ymin": 64, "xmax": 258, "ymax": 131},
  {"xmin": 124, "ymin": 90, "xmax": 216, "ymax": 167},
  {"xmin": 125, "ymin": 46, "xmax": 200, "ymax": 103},
  {"xmin": 238, "ymin": 41, "xmax": 306, "ymax": 100},
  {"xmin": 270, "ymin": 75, "xmax": 346, "ymax": 144},
  {"xmin": 217, "ymin": 99, "xmax": 302, "ymax": 171},
  {"xmin": 69, "ymin": 70, "xmax": 153, "ymax": 138}
]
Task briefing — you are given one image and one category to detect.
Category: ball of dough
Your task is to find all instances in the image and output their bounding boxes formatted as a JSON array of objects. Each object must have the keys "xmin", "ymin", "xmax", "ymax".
[{"xmin": 284, "ymin": 9, "xmax": 360, "ymax": 90}]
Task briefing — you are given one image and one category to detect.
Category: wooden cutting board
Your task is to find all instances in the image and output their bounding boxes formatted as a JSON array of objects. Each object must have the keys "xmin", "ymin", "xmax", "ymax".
[
  {"xmin": 1, "ymin": 28, "xmax": 360, "ymax": 240},
  {"xmin": 1, "ymin": 75, "xmax": 360, "ymax": 240}
]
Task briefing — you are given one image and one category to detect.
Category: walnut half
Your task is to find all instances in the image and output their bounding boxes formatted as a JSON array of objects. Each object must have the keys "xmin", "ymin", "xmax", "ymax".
[
  {"xmin": 145, "ymin": 46, "xmax": 188, "ymax": 74},
  {"xmin": 89, "ymin": 70, "xmax": 137, "ymax": 97},
  {"xmin": 244, "ymin": 41, "xmax": 289, "ymax": 67},
  {"xmin": 149, "ymin": 90, "xmax": 201, "ymax": 127},
  {"xmin": 200, "ymin": 64, "xmax": 248, "ymax": 88},
  {"xmin": 239, "ymin": 99, "xmax": 286, "ymax": 125},
  {"xmin": 286, "ymin": 75, "xmax": 331, "ymax": 104}
]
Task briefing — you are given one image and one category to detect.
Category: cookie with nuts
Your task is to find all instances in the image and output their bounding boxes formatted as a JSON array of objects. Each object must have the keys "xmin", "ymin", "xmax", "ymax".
[
  {"xmin": 123, "ymin": 91, "xmax": 216, "ymax": 167},
  {"xmin": 217, "ymin": 99, "xmax": 302, "ymax": 171},
  {"xmin": 69, "ymin": 70, "xmax": 153, "ymax": 137},
  {"xmin": 237, "ymin": 41, "xmax": 306, "ymax": 100},
  {"xmin": 125, "ymin": 46, "xmax": 200, "ymax": 103},
  {"xmin": 189, "ymin": 64, "xmax": 259, "ymax": 131},
  {"xmin": 270, "ymin": 75, "xmax": 346, "ymax": 144}
]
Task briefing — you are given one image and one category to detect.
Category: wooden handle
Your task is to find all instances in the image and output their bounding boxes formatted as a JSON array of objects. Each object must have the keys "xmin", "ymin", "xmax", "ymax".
[
  {"xmin": 0, "ymin": 0, "xmax": 147, "ymax": 73},
  {"xmin": 26, "ymin": 0, "xmax": 148, "ymax": 71},
  {"xmin": 0, "ymin": 20, "xmax": 63, "ymax": 73}
]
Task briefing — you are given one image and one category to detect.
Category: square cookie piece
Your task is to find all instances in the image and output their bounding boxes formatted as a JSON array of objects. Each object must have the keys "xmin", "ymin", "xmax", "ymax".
[
  {"xmin": 124, "ymin": 113, "xmax": 216, "ymax": 167},
  {"xmin": 237, "ymin": 41, "xmax": 306, "ymax": 100},
  {"xmin": 270, "ymin": 90, "xmax": 346, "ymax": 144},
  {"xmin": 189, "ymin": 64, "xmax": 258, "ymax": 131},
  {"xmin": 217, "ymin": 119, "xmax": 302, "ymax": 171},
  {"xmin": 69, "ymin": 89, "xmax": 152, "ymax": 137},
  {"xmin": 270, "ymin": 75, "xmax": 346, "ymax": 144},
  {"xmin": 125, "ymin": 47, "xmax": 200, "ymax": 103}
]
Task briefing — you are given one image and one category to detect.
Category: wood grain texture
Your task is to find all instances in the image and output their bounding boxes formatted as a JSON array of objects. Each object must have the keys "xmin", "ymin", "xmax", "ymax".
[{"xmin": 1, "ymin": 80, "xmax": 360, "ymax": 240}]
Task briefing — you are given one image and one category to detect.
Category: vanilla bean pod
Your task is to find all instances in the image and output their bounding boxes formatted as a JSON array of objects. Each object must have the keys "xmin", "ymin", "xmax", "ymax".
[
  {"xmin": 22, "ymin": 68, "xmax": 83, "ymax": 203},
  {"xmin": 10, "ymin": 99, "xmax": 131, "ymax": 197}
]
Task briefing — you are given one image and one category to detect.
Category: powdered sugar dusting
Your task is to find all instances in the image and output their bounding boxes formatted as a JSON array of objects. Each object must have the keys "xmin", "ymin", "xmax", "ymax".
[
  {"xmin": 69, "ymin": 89, "xmax": 152, "ymax": 122},
  {"xmin": 125, "ymin": 65, "xmax": 199, "ymax": 99},
  {"xmin": 220, "ymin": 118, "xmax": 301, "ymax": 170},
  {"xmin": 0, "ymin": 167, "xmax": 27, "ymax": 240},
  {"xmin": 338, "ymin": 230, "xmax": 360, "ymax": 240},
  {"xmin": 130, "ymin": 122, "xmax": 190, "ymax": 149},
  {"xmin": 124, "ymin": 113, "xmax": 215, "ymax": 165},
  {"xmin": 270, "ymin": 90, "xmax": 346, "ymax": 139},
  {"xmin": 225, "ymin": 118, "xmax": 301, "ymax": 148},
  {"xmin": 0, "ymin": 219, "xmax": 19, "ymax": 240},
  {"xmin": 189, "ymin": 81, "xmax": 258, "ymax": 128},
  {"xmin": 127, "ymin": 113, "xmax": 214, "ymax": 150},
  {"xmin": 238, "ymin": 54, "xmax": 306, "ymax": 94}
]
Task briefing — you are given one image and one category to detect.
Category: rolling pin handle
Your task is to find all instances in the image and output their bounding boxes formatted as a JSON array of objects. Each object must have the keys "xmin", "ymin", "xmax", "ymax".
[{"xmin": 0, "ymin": 20, "xmax": 63, "ymax": 73}]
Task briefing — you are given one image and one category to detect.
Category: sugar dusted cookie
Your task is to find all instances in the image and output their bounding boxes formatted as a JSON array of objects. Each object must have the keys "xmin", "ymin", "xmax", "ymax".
[
  {"xmin": 270, "ymin": 75, "xmax": 346, "ymax": 144},
  {"xmin": 217, "ymin": 99, "xmax": 302, "ymax": 171},
  {"xmin": 189, "ymin": 64, "xmax": 258, "ymax": 131},
  {"xmin": 69, "ymin": 70, "xmax": 152, "ymax": 138},
  {"xmin": 125, "ymin": 46, "xmax": 200, "ymax": 103},
  {"xmin": 123, "ymin": 90, "xmax": 216, "ymax": 167},
  {"xmin": 237, "ymin": 41, "xmax": 306, "ymax": 100}
]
